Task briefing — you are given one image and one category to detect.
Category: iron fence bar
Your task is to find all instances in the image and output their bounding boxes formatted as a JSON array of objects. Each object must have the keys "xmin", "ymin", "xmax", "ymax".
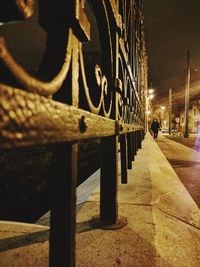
[
  {"xmin": 131, "ymin": 132, "xmax": 135, "ymax": 161},
  {"xmin": 137, "ymin": 130, "xmax": 141, "ymax": 150},
  {"xmin": 137, "ymin": 130, "xmax": 139, "ymax": 152},
  {"xmin": 118, "ymin": 39, "xmax": 141, "ymax": 108},
  {"xmin": 135, "ymin": 130, "xmax": 138, "ymax": 154},
  {"xmin": 127, "ymin": 133, "xmax": 132, "ymax": 169},
  {"xmin": 49, "ymin": 30, "xmax": 80, "ymax": 267},
  {"xmin": 100, "ymin": 136, "xmax": 118, "ymax": 224},
  {"xmin": 138, "ymin": 130, "xmax": 142, "ymax": 149},
  {"xmin": 0, "ymin": 84, "xmax": 143, "ymax": 149},
  {"xmin": 120, "ymin": 134, "xmax": 128, "ymax": 184},
  {"xmin": 49, "ymin": 143, "xmax": 77, "ymax": 267},
  {"xmin": 99, "ymin": 0, "xmax": 120, "ymax": 229}
]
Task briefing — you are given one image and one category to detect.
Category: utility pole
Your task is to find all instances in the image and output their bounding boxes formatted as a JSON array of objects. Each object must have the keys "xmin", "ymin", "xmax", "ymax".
[
  {"xmin": 145, "ymin": 83, "xmax": 149, "ymax": 133},
  {"xmin": 169, "ymin": 88, "xmax": 172, "ymax": 135},
  {"xmin": 184, "ymin": 49, "xmax": 190, "ymax": 138}
]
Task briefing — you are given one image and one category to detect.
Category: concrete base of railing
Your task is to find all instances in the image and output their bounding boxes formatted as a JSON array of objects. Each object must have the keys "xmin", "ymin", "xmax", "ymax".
[{"xmin": 0, "ymin": 132, "xmax": 200, "ymax": 266}]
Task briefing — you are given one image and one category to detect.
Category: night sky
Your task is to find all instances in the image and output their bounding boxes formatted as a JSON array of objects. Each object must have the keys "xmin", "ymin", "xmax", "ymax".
[{"xmin": 143, "ymin": 0, "xmax": 200, "ymax": 106}]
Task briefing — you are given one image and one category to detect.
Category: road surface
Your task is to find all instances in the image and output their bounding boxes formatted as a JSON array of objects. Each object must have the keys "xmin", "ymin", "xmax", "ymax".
[{"xmin": 156, "ymin": 134, "xmax": 200, "ymax": 208}]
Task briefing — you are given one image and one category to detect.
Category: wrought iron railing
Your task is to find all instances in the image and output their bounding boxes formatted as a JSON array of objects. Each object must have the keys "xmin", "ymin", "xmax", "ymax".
[{"xmin": 0, "ymin": 0, "xmax": 148, "ymax": 266}]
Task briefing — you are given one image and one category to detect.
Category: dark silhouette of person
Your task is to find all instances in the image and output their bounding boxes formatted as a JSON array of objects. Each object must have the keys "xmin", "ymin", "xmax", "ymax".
[{"xmin": 151, "ymin": 118, "xmax": 160, "ymax": 139}]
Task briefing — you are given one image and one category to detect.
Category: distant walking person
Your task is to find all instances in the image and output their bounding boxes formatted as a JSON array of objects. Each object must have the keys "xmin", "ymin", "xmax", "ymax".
[{"xmin": 151, "ymin": 118, "xmax": 160, "ymax": 139}]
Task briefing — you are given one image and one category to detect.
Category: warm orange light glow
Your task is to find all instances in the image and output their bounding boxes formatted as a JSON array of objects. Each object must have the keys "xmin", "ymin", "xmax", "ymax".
[
  {"xmin": 148, "ymin": 89, "xmax": 154, "ymax": 94},
  {"xmin": 149, "ymin": 95, "xmax": 154, "ymax": 99}
]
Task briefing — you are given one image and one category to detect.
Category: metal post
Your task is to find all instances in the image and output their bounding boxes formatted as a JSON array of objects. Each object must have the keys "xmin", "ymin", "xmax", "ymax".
[
  {"xmin": 50, "ymin": 143, "xmax": 77, "ymax": 267},
  {"xmin": 184, "ymin": 49, "xmax": 190, "ymax": 138},
  {"xmin": 127, "ymin": 133, "xmax": 132, "ymax": 170},
  {"xmin": 169, "ymin": 88, "xmax": 172, "ymax": 135},
  {"xmin": 99, "ymin": 0, "xmax": 127, "ymax": 229},
  {"xmin": 131, "ymin": 132, "xmax": 135, "ymax": 161},
  {"xmin": 100, "ymin": 136, "xmax": 118, "ymax": 224},
  {"xmin": 49, "ymin": 32, "xmax": 79, "ymax": 267},
  {"xmin": 120, "ymin": 134, "xmax": 128, "ymax": 183}
]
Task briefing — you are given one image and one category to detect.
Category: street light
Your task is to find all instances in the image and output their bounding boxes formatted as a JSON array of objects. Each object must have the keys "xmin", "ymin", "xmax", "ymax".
[
  {"xmin": 149, "ymin": 89, "xmax": 154, "ymax": 94},
  {"xmin": 149, "ymin": 94, "xmax": 154, "ymax": 100}
]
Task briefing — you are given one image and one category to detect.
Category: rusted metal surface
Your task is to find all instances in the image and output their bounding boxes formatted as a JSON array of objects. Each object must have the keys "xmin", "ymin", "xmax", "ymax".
[
  {"xmin": 0, "ymin": 0, "xmax": 148, "ymax": 266},
  {"xmin": 0, "ymin": 84, "xmax": 144, "ymax": 148}
]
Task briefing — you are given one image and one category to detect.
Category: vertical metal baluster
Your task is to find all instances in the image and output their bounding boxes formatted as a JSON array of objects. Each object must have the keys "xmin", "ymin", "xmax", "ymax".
[
  {"xmin": 136, "ymin": 130, "xmax": 140, "ymax": 150},
  {"xmin": 50, "ymin": 143, "xmax": 77, "ymax": 267},
  {"xmin": 135, "ymin": 131, "xmax": 138, "ymax": 154},
  {"xmin": 120, "ymin": 134, "xmax": 128, "ymax": 184},
  {"xmin": 127, "ymin": 133, "xmax": 132, "ymax": 169},
  {"xmin": 131, "ymin": 132, "xmax": 135, "ymax": 161},
  {"xmin": 137, "ymin": 130, "xmax": 139, "ymax": 150},
  {"xmin": 100, "ymin": 9, "xmax": 119, "ymax": 223},
  {"xmin": 49, "ymin": 31, "xmax": 79, "ymax": 266},
  {"xmin": 99, "ymin": 0, "xmax": 126, "ymax": 229},
  {"xmin": 138, "ymin": 129, "xmax": 142, "ymax": 149},
  {"xmin": 100, "ymin": 136, "xmax": 118, "ymax": 224},
  {"xmin": 142, "ymin": 129, "xmax": 145, "ymax": 140}
]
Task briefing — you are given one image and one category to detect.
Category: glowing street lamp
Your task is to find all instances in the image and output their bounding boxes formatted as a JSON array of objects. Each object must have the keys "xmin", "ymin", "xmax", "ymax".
[
  {"xmin": 149, "ymin": 94, "xmax": 154, "ymax": 100},
  {"xmin": 148, "ymin": 89, "xmax": 154, "ymax": 94}
]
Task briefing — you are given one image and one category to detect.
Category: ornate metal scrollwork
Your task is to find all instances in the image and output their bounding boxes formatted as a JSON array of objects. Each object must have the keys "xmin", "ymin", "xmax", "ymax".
[
  {"xmin": 78, "ymin": 0, "xmax": 115, "ymax": 118},
  {"xmin": 79, "ymin": 47, "xmax": 104, "ymax": 115},
  {"xmin": 117, "ymin": 0, "xmax": 147, "ymax": 127},
  {"xmin": 79, "ymin": 47, "xmax": 113, "ymax": 117},
  {"xmin": 94, "ymin": 64, "xmax": 113, "ymax": 118},
  {"xmin": 0, "ymin": 31, "xmax": 73, "ymax": 97}
]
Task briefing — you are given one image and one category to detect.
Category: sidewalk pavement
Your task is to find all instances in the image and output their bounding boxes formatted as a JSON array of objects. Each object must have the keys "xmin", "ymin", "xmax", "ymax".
[{"xmin": 0, "ymin": 132, "xmax": 200, "ymax": 266}]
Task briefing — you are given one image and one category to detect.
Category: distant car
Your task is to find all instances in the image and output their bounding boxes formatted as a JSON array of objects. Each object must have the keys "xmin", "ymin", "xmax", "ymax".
[{"xmin": 161, "ymin": 128, "xmax": 169, "ymax": 133}]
